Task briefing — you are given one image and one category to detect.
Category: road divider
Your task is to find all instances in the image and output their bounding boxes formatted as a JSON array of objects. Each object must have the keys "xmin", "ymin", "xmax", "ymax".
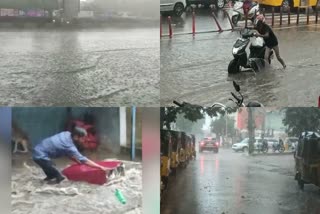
[{"xmin": 160, "ymin": 9, "xmax": 234, "ymax": 38}]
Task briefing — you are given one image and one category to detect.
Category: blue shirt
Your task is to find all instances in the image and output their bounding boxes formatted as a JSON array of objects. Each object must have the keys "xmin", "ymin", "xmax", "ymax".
[{"xmin": 33, "ymin": 131, "xmax": 88, "ymax": 163}]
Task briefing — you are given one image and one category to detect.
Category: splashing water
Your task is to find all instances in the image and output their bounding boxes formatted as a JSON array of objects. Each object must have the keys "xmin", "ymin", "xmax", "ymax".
[{"xmin": 12, "ymin": 160, "xmax": 142, "ymax": 214}]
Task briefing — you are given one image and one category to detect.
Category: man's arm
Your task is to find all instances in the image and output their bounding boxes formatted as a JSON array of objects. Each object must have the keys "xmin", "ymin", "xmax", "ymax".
[
  {"xmin": 255, "ymin": 31, "xmax": 269, "ymax": 38},
  {"xmin": 83, "ymin": 159, "xmax": 110, "ymax": 171}
]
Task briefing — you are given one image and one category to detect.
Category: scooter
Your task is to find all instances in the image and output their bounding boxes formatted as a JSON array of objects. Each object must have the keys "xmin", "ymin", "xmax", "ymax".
[
  {"xmin": 257, "ymin": 140, "xmax": 268, "ymax": 153},
  {"xmin": 231, "ymin": 0, "xmax": 260, "ymax": 26},
  {"xmin": 228, "ymin": 29, "xmax": 274, "ymax": 74}
]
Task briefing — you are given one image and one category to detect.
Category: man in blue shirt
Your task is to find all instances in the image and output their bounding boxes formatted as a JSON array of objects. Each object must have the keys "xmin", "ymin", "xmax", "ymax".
[{"xmin": 33, "ymin": 126, "xmax": 109, "ymax": 184}]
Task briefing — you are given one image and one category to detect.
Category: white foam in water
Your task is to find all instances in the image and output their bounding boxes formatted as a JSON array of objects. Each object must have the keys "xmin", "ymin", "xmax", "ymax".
[{"xmin": 12, "ymin": 160, "xmax": 142, "ymax": 214}]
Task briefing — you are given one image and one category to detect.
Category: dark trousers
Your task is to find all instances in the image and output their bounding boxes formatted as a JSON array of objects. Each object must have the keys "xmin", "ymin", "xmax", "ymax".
[{"xmin": 33, "ymin": 158, "xmax": 63, "ymax": 179}]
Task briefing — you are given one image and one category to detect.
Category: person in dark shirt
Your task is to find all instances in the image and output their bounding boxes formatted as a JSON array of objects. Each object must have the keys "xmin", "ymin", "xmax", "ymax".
[
  {"xmin": 254, "ymin": 15, "xmax": 286, "ymax": 69},
  {"xmin": 33, "ymin": 127, "xmax": 109, "ymax": 184}
]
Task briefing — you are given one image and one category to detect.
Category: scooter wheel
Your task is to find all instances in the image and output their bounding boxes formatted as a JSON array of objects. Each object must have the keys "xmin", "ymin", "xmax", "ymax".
[{"xmin": 228, "ymin": 59, "xmax": 240, "ymax": 74}]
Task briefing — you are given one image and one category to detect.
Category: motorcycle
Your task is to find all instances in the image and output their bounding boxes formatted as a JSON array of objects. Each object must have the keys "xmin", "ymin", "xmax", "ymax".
[
  {"xmin": 228, "ymin": 29, "xmax": 274, "ymax": 74},
  {"xmin": 257, "ymin": 140, "xmax": 268, "ymax": 153},
  {"xmin": 231, "ymin": 0, "xmax": 260, "ymax": 26},
  {"xmin": 173, "ymin": 81, "xmax": 264, "ymax": 108},
  {"xmin": 272, "ymin": 141, "xmax": 285, "ymax": 153}
]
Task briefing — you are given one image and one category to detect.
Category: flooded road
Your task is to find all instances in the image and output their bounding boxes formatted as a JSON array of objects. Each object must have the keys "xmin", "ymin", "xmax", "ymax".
[
  {"xmin": 12, "ymin": 154, "xmax": 142, "ymax": 214},
  {"xmin": 160, "ymin": 13, "xmax": 320, "ymax": 107},
  {"xmin": 0, "ymin": 28, "xmax": 159, "ymax": 106},
  {"xmin": 161, "ymin": 149, "xmax": 320, "ymax": 214}
]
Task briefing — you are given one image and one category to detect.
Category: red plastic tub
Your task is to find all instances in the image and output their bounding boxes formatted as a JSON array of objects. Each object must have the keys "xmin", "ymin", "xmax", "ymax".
[{"xmin": 62, "ymin": 161, "xmax": 122, "ymax": 185}]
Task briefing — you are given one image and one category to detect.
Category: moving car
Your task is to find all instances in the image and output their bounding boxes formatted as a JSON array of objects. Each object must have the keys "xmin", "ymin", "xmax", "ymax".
[
  {"xmin": 160, "ymin": 0, "xmax": 187, "ymax": 17},
  {"xmin": 186, "ymin": 0, "xmax": 226, "ymax": 9},
  {"xmin": 199, "ymin": 137, "xmax": 219, "ymax": 153}
]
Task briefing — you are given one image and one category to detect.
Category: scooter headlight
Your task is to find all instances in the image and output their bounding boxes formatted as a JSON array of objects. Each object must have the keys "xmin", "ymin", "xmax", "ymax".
[{"xmin": 233, "ymin": 43, "xmax": 246, "ymax": 55}]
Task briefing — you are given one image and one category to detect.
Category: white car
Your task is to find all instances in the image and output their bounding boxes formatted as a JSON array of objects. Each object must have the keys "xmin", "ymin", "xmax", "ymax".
[
  {"xmin": 232, "ymin": 137, "xmax": 265, "ymax": 152},
  {"xmin": 160, "ymin": 0, "xmax": 186, "ymax": 17}
]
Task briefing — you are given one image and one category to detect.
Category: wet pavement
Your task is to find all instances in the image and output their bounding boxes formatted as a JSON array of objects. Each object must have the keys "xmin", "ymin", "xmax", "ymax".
[
  {"xmin": 160, "ymin": 11, "xmax": 320, "ymax": 107},
  {"xmin": 161, "ymin": 149, "xmax": 320, "ymax": 214},
  {"xmin": 0, "ymin": 27, "xmax": 159, "ymax": 106},
  {"xmin": 11, "ymin": 152, "xmax": 142, "ymax": 214}
]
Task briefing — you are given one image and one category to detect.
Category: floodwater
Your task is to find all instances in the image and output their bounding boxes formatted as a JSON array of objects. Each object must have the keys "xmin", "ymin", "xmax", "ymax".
[
  {"xmin": 0, "ymin": 27, "xmax": 159, "ymax": 106},
  {"xmin": 12, "ymin": 156, "xmax": 142, "ymax": 214},
  {"xmin": 161, "ymin": 149, "xmax": 320, "ymax": 214},
  {"xmin": 160, "ymin": 12, "xmax": 320, "ymax": 107}
]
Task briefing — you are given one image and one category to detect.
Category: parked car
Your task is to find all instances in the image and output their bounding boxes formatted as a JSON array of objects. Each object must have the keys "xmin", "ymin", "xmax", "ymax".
[
  {"xmin": 285, "ymin": 137, "xmax": 299, "ymax": 150},
  {"xmin": 199, "ymin": 137, "xmax": 219, "ymax": 153},
  {"xmin": 232, "ymin": 137, "xmax": 265, "ymax": 152},
  {"xmin": 186, "ymin": 0, "xmax": 226, "ymax": 9},
  {"xmin": 161, "ymin": 0, "xmax": 187, "ymax": 17},
  {"xmin": 232, "ymin": 138, "xmax": 249, "ymax": 152},
  {"xmin": 265, "ymin": 138, "xmax": 278, "ymax": 148}
]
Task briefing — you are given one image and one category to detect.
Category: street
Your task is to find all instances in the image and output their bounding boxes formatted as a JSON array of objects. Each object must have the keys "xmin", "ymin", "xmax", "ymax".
[
  {"xmin": 161, "ymin": 149, "xmax": 320, "ymax": 214},
  {"xmin": 160, "ymin": 11, "xmax": 320, "ymax": 107},
  {"xmin": 0, "ymin": 27, "xmax": 159, "ymax": 106}
]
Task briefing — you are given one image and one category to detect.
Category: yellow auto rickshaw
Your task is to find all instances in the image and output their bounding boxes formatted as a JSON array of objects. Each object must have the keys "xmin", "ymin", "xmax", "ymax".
[
  {"xmin": 169, "ymin": 130, "xmax": 180, "ymax": 175},
  {"xmin": 161, "ymin": 129, "xmax": 172, "ymax": 190},
  {"xmin": 179, "ymin": 132, "xmax": 187, "ymax": 168},
  {"xmin": 294, "ymin": 131, "xmax": 320, "ymax": 190},
  {"xmin": 258, "ymin": 0, "xmax": 318, "ymax": 11},
  {"xmin": 191, "ymin": 134, "xmax": 196, "ymax": 160}
]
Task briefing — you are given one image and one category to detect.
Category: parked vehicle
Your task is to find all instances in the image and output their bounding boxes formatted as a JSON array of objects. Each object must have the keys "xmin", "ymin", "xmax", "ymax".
[
  {"xmin": 232, "ymin": 138, "xmax": 250, "ymax": 152},
  {"xmin": 186, "ymin": 0, "xmax": 226, "ymax": 9},
  {"xmin": 161, "ymin": 0, "xmax": 187, "ymax": 17},
  {"xmin": 272, "ymin": 140, "xmax": 285, "ymax": 153},
  {"xmin": 285, "ymin": 137, "xmax": 299, "ymax": 151},
  {"xmin": 160, "ymin": 130, "xmax": 172, "ymax": 190},
  {"xmin": 294, "ymin": 131, "xmax": 320, "ymax": 190},
  {"xmin": 231, "ymin": 0, "xmax": 260, "ymax": 26}
]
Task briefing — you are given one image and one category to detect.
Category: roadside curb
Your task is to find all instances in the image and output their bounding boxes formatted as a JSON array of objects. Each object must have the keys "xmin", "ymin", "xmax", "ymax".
[{"xmin": 250, "ymin": 152, "xmax": 294, "ymax": 156}]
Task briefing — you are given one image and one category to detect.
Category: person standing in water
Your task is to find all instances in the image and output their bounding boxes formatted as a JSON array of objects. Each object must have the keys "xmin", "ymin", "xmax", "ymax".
[
  {"xmin": 254, "ymin": 15, "xmax": 286, "ymax": 69},
  {"xmin": 33, "ymin": 126, "xmax": 109, "ymax": 184}
]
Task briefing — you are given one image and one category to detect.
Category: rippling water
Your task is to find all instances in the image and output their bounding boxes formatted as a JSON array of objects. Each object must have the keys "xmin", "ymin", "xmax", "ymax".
[
  {"xmin": 0, "ymin": 28, "xmax": 159, "ymax": 106},
  {"xmin": 12, "ymin": 160, "xmax": 142, "ymax": 214}
]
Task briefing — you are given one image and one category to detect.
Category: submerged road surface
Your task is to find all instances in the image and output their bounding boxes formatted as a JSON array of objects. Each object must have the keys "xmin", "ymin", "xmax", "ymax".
[
  {"xmin": 161, "ymin": 15, "xmax": 320, "ymax": 107},
  {"xmin": 0, "ymin": 27, "xmax": 159, "ymax": 106},
  {"xmin": 12, "ymin": 155, "xmax": 142, "ymax": 214},
  {"xmin": 161, "ymin": 149, "xmax": 320, "ymax": 214}
]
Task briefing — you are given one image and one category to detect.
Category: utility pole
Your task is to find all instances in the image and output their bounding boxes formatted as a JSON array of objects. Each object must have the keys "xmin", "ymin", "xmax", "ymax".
[{"xmin": 248, "ymin": 107, "xmax": 255, "ymax": 154}]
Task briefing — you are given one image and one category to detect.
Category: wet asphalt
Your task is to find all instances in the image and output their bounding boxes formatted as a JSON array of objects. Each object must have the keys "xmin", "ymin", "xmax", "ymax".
[
  {"xmin": 161, "ymin": 148, "xmax": 320, "ymax": 214},
  {"xmin": 160, "ymin": 10, "xmax": 320, "ymax": 107}
]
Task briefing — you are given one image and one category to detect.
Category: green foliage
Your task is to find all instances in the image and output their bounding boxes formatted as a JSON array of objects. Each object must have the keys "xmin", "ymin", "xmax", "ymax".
[
  {"xmin": 161, "ymin": 106, "xmax": 237, "ymax": 130},
  {"xmin": 210, "ymin": 115, "xmax": 235, "ymax": 137},
  {"xmin": 175, "ymin": 113, "xmax": 205, "ymax": 134},
  {"xmin": 283, "ymin": 107, "xmax": 320, "ymax": 136}
]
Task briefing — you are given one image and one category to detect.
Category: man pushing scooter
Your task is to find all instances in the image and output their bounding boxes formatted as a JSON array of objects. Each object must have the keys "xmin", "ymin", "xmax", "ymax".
[
  {"xmin": 33, "ymin": 126, "xmax": 110, "ymax": 184},
  {"xmin": 253, "ymin": 15, "xmax": 287, "ymax": 69}
]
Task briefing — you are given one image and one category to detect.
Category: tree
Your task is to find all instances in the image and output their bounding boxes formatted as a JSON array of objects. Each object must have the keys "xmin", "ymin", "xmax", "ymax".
[
  {"xmin": 210, "ymin": 115, "xmax": 235, "ymax": 137},
  {"xmin": 283, "ymin": 107, "xmax": 320, "ymax": 137},
  {"xmin": 161, "ymin": 106, "xmax": 237, "ymax": 130},
  {"xmin": 175, "ymin": 113, "xmax": 205, "ymax": 134}
]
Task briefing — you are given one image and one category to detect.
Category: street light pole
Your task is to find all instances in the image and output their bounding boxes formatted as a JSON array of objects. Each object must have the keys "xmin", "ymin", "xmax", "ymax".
[{"xmin": 248, "ymin": 107, "xmax": 255, "ymax": 154}]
